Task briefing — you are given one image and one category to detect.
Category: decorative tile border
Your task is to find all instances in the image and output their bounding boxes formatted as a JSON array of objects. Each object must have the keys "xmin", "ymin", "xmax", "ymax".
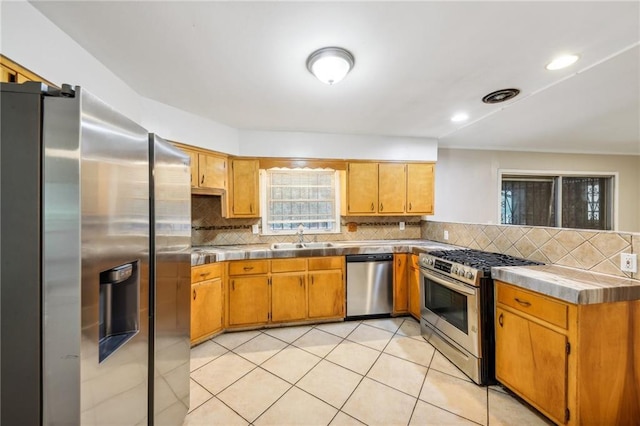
[{"xmin": 421, "ymin": 221, "xmax": 639, "ymax": 280}]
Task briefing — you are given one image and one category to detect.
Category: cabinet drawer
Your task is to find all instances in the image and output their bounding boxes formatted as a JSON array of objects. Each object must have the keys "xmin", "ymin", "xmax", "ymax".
[
  {"xmin": 308, "ymin": 256, "xmax": 343, "ymax": 271},
  {"xmin": 497, "ymin": 281, "xmax": 568, "ymax": 329},
  {"xmin": 271, "ymin": 258, "xmax": 307, "ymax": 273},
  {"xmin": 191, "ymin": 263, "xmax": 223, "ymax": 283},
  {"xmin": 228, "ymin": 259, "xmax": 269, "ymax": 276}
]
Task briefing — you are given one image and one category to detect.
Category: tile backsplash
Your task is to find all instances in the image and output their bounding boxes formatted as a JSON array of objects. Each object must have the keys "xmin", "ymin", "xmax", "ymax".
[
  {"xmin": 191, "ymin": 195, "xmax": 421, "ymax": 246},
  {"xmin": 421, "ymin": 220, "xmax": 639, "ymax": 280}
]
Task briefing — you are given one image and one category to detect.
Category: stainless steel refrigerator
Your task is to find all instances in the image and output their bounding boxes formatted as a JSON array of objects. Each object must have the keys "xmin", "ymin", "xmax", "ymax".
[{"xmin": 1, "ymin": 82, "xmax": 191, "ymax": 425}]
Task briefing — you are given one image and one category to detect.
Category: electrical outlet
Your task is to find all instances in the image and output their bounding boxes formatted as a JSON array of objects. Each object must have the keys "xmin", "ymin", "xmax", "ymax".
[
  {"xmin": 444, "ymin": 230, "xmax": 449, "ymax": 240},
  {"xmin": 252, "ymin": 224, "xmax": 260, "ymax": 234},
  {"xmin": 620, "ymin": 253, "xmax": 637, "ymax": 273},
  {"xmin": 399, "ymin": 221, "xmax": 405, "ymax": 230}
]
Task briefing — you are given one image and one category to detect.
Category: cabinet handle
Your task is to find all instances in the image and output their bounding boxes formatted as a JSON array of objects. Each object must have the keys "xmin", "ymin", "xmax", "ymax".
[
  {"xmin": 311, "ymin": 275, "xmax": 314, "ymax": 285},
  {"xmin": 380, "ymin": 203, "xmax": 383, "ymax": 212},
  {"xmin": 231, "ymin": 280, "xmax": 235, "ymax": 291},
  {"xmin": 243, "ymin": 266, "xmax": 254, "ymax": 271},
  {"xmin": 370, "ymin": 202, "xmax": 375, "ymax": 211},
  {"xmin": 199, "ymin": 272, "xmax": 211, "ymax": 278},
  {"xmin": 514, "ymin": 298, "xmax": 531, "ymax": 307},
  {"xmin": 193, "ymin": 289, "xmax": 197, "ymax": 300},
  {"xmin": 201, "ymin": 174, "xmax": 205, "ymax": 185},
  {"xmin": 250, "ymin": 203, "xmax": 253, "ymax": 213},
  {"xmin": 498, "ymin": 313, "xmax": 503, "ymax": 327},
  {"xmin": 409, "ymin": 202, "xmax": 412, "ymax": 211},
  {"xmin": 299, "ymin": 276, "xmax": 303, "ymax": 287}
]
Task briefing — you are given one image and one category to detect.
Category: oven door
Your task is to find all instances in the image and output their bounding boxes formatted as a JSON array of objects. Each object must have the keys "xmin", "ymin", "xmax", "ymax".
[{"xmin": 419, "ymin": 268, "xmax": 481, "ymax": 358}]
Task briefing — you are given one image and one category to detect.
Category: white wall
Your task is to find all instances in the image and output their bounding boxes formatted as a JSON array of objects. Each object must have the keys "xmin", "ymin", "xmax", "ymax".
[
  {"xmin": 239, "ymin": 130, "xmax": 438, "ymax": 161},
  {"xmin": 1, "ymin": 0, "xmax": 240, "ymax": 154},
  {"xmin": 431, "ymin": 148, "xmax": 640, "ymax": 232},
  {"xmin": 140, "ymin": 97, "xmax": 238, "ymax": 154}
]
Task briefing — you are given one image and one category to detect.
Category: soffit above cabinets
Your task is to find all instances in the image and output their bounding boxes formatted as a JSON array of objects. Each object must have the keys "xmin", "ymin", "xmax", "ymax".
[{"xmin": 29, "ymin": 1, "xmax": 640, "ymax": 155}]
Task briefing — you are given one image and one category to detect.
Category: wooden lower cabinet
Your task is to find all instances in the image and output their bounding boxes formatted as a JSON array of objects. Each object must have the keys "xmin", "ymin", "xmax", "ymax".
[
  {"xmin": 496, "ymin": 307, "xmax": 568, "ymax": 424},
  {"xmin": 308, "ymin": 270, "xmax": 344, "ymax": 319},
  {"xmin": 408, "ymin": 255, "xmax": 421, "ymax": 319},
  {"xmin": 271, "ymin": 272, "xmax": 307, "ymax": 322},
  {"xmin": 495, "ymin": 281, "xmax": 640, "ymax": 425},
  {"xmin": 228, "ymin": 275, "xmax": 270, "ymax": 326},
  {"xmin": 190, "ymin": 263, "xmax": 224, "ymax": 344},
  {"xmin": 224, "ymin": 256, "xmax": 345, "ymax": 329},
  {"xmin": 393, "ymin": 254, "xmax": 408, "ymax": 313}
]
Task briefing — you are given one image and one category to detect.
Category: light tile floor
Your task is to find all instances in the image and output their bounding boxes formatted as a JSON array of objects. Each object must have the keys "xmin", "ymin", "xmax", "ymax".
[{"xmin": 184, "ymin": 317, "xmax": 552, "ymax": 426}]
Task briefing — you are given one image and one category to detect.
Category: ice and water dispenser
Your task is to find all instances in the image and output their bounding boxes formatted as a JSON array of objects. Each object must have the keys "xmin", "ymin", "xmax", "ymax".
[{"xmin": 99, "ymin": 261, "xmax": 140, "ymax": 362}]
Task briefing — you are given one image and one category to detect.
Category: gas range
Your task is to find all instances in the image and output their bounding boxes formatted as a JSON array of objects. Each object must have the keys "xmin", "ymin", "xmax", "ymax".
[{"xmin": 419, "ymin": 249, "xmax": 542, "ymax": 287}]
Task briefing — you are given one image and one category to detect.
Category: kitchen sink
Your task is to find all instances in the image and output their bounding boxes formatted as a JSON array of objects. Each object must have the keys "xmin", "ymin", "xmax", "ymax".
[{"xmin": 270, "ymin": 242, "xmax": 334, "ymax": 250}]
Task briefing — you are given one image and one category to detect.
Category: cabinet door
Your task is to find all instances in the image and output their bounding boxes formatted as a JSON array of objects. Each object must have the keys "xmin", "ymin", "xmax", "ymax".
[
  {"xmin": 496, "ymin": 307, "xmax": 568, "ymax": 424},
  {"xmin": 186, "ymin": 150, "xmax": 199, "ymax": 188},
  {"xmin": 347, "ymin": 163, "xmax": 378, "ymax": 214},
  {"xmin": 190, "ymin": 278, "xmax": 223, "ymax": 342},
  {"xmin": 393, "ymin": 254, "xmax": 409, "ymax": 313},
  {"xmin": 308, "ymin": 270, "xmax": 344, "ymax": 319},
  {"xmin": 198, "ymin": 153, "xmax": 227, "ymax": 190},
  {"xmin": 378, "ymin": 163, "xmax": 406, "ymax": 214},
  {"xmin": 271, "ymin": 273, "xmax": 307, "ymax": 322},
  {"xmin": 408, "ymin": 264, "xmax": 421, "ymax": 319},
  {"xmin": 406, "ymin": 163, "xmax": 434, "ymax": 214},
  {"xmin": 230, "ymin": 159, "xmax": 259, "ymax": 217},
  {"xmin": 228, "ymin": 276, "xmax": 269, "ymax": 326}
]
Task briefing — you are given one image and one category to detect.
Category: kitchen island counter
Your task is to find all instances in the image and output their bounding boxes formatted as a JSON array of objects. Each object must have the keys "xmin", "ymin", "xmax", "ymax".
[{"xmin": 492, "ymin": 264, "xmax": 640, "ymax": 304}]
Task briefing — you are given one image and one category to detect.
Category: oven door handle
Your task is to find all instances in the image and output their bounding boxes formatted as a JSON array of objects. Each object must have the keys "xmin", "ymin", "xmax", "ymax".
[{"xmin": 420, "ymin": 268, "xmax": 477, "ymax": 296}]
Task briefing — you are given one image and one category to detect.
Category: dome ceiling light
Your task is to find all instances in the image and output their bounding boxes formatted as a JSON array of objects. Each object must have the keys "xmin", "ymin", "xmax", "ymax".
[{"xmin": 306, "ymin": 47, "xmax": 355, "ymax": 85}]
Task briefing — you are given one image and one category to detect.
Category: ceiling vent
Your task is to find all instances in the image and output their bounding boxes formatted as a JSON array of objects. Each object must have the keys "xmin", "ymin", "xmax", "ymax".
[{"xmin": 482, "ymin": 88, "xmax": 520, "ymax": 104}]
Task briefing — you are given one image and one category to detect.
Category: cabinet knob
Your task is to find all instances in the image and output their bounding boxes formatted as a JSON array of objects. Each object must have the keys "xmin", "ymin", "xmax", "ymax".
[
  {"xmin": 193, "ymin": 289, "xmax": 197, "ymax": 300},
  {"xmin": 409, "ymin": 202, "xmax": 412, "ymax": 211},
  {"xmin": 370, "ymin": 203, "xmax": 374, "ymax": 211},
  {"xmin": 380, "ymin": 203, "xmax": 383, "ymax": 212},
  {"xmin": 201, "ymin": 174, "xmax": 205, "ymax": 185},
  {"xmin": 498, "ymin": 313, "xmax": 504, "ymax": 327}
]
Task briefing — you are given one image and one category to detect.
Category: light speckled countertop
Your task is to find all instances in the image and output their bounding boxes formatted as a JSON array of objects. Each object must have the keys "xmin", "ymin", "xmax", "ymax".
[
  {"xmin": 492, "ymin": 264, "xmax": 640, "ymax": 304},
  {"xmin": 191, "ymin": 239, "xmax": 458, "ymax": 265}
]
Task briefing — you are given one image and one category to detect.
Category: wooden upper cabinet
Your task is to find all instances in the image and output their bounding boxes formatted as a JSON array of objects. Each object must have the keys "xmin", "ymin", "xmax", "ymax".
[
  {"xmin": 406, "ymin": 163, "xmax": 434, "ymax": 215},
  {"xmin": 1, "ymin": 55, "xmax": 53, "ymax": 85},
  {"xmin": 186, "ymin": 150, "xmax": 198, "ymax": 188},
  {"xmin": 347, "ymin": 161, "xmax": 435, "ymax": 216},
  {"xmin": 347, "ymin": 162, "xmax": 378, "ymax": 214},
  {"xmin": 379, "ymin": 163, "xmax": 406, "ymax": 214},
  {"xmin": 198, "ymin": 153, "xmax": 227, "ymax": 190},
  {"xmin": 228, "ymin": 159, "xmax": 259, "ymax": 217}
]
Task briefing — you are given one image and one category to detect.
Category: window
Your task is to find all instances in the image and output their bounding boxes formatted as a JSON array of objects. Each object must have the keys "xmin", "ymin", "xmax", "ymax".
[
  {"xmin": 500, "ymin": 173, "xmax": 613, "ymax": 230},
  {"xmin": 260, "ymin": 168, "xmax": 340, "ymax": 235}
]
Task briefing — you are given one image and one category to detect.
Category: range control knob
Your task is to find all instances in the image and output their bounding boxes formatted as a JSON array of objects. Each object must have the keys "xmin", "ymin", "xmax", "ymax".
[
  {"xmin": 458, "ymin": 269, "xmax": 466, "ymax": 277},
  {"xmin": 466, "ymin": 271, "xmax": 474, "ymax": 279},
  {"xmin": 451, "ymin": 266, "xmax": 458, "ymax": 274}
]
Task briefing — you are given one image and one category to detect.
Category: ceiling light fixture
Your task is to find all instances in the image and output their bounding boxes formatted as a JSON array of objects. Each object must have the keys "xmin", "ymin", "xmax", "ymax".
[
  {"xmin": 546, "ymin": 54, "xmax": 579, "ymax": 70},
  {"xmin": 451, "ymin": 113, "xmax": 469, "ymax": 122},
  {"xmin": 306, "ymin": 47, "xmax": 355, "ymax": 85}
]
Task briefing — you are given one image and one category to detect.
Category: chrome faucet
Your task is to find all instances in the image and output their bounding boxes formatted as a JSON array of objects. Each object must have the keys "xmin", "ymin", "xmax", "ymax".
[{"xmin": 297, "ymin": 224, "xmax": 304, "ymax": 243}]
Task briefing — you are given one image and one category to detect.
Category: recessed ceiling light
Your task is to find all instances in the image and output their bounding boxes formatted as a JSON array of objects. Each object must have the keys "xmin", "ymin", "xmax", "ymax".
[
  {"xmin": 546, "ymin": 54, "xmax": 579, "ymax": 70},
  {"xmin": 306, "ymin": 47, "xmax": 355, "ymax": 85},
  {"xmin": 451, "ymin": 113, "xmax": 469, "ymax": 122}
]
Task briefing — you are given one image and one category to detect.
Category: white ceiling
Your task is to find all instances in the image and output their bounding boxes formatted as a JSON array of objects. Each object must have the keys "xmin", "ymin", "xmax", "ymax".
[{"xmin": 31, "ymin": 1, "xmax": 640, "ymax": 154}]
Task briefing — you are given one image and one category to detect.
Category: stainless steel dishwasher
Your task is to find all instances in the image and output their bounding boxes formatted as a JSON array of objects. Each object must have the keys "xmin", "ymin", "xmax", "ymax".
[{"xmin": 346, "ymin": 253, "xmax": 394, "ymax": 318}]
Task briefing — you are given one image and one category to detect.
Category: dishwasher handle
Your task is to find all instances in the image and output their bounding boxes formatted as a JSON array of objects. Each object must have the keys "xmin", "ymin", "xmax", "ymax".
[{"xmin": 346, "ymin": 254, "xmax": 393, "ymax": 262}]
